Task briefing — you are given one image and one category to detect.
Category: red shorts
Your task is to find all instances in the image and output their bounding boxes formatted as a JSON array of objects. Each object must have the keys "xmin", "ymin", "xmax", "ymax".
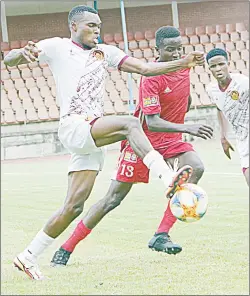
[{"xmin": 114, "ymin": 140, "xmax": 194, "ymax": 184}]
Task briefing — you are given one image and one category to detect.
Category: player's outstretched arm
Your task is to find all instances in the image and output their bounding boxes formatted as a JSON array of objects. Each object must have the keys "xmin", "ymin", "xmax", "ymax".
[
  {"xmin": 120, "ymin": 51, "xmax": 205, "ymax": 76},
  {"xmin": 145, "ymin": 114, "xmax": 213, "ymax": 140},
  {"xmin": 4, "ymin": 41, "xmax": 41, "ymax": 67},
  {"xmin": 217, "ymin": 110, "xmax": 234, "ymax": 159}
]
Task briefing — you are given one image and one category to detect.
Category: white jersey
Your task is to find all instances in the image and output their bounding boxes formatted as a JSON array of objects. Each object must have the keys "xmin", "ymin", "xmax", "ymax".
[
  {"xmin": 206, "ymin": 73, "xmax": 249, "ymax": 141},
  {"xmin": 37, "ymin": 37, "xmax": 127, "ymax": 119}
]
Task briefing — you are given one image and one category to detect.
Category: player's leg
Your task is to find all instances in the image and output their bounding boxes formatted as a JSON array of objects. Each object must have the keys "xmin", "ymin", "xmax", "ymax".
[
  {"xmin": 91, "ymin": 116, "xmax": 192, "ymax": 195},
  {"xmin": 51, "ymin": 180, "xmax": 133, "ymax": 266},
  {"xmin": 243, "ymin": 168, "xmax": 249, "ymax": 186},
  {"xmin": 149, "ymin": 150, "xmax": 204, "ymax": 254}
]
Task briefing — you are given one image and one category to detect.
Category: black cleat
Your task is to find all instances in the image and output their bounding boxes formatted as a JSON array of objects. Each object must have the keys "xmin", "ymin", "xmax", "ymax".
[
  {"xmin": 148, "ymin": 232, "xmax": 182, "ymax": 255},
  {"xmin": 50, "ymin": 247, "xmax": 72, "ymax": 267}
]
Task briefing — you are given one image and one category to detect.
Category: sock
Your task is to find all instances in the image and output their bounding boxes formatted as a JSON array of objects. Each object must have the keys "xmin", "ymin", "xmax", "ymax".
[
  {"xmin": 156, "ymin": 201, "xmax": 177, "ymax": 234},
  {"xmin": 23, "ymin": 229, "xmax": 55, "ymax": 261},
  {"xmin": 143, "ymin": 150, "xmax": 175, "ymax": 188},
  {"xmin": 61, "ymin": 220, "xmax": 91, "ymax": 253}
]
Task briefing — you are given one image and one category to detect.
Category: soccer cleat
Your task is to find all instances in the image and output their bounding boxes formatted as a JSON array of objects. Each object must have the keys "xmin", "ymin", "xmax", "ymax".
[
  {"xmin": 13, "ymin": 254, "xmax": 44, "ymax": 280},
  {"xmin": 50, "ymin": 247, "xmax": 71, "ymax": 267},
  {"xmin": 166, "ymin": 165, "xmax": 193, "ymax": 199},
  {"xmin": 148, "ymin": 232, "xmax": 182, "ymax": 255}
]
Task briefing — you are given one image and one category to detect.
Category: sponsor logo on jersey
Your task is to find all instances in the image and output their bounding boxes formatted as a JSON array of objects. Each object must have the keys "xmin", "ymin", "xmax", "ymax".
[
  {"xmin": 164, "ymin": 87, "xmax": 172, "ymax": 93},
  {"xmin": 92, "ymin": 49, "xmax": 105, "ymax": 60},
  {"xmin": 230, "ymin": 90, "xmax": 239, "ymax": 100},
  {"xmin": 124, "ymin": 151, "xmax": 137, "ymax": 163},
  {"xmin": 143, "ymin": 97, "xmax": 158, "ymax": 107}
]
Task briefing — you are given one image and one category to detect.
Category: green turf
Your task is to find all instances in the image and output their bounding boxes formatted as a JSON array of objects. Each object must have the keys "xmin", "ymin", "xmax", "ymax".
[{"xmin": 1, "ymin": 140, "xmax": 249, "ymax": 295}]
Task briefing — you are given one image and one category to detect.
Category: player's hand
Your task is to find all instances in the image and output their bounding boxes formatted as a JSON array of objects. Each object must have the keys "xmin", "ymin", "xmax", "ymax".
[
  {"xmin": 221, "ymin": 137, "xmax": 235, "ymax": 159},
  {"xmin": 21, "ymin": 41, "xmax": 41, "ymax": 63},
  {"xmin": 183, "ymin": 51, "xmax": 205, "ymax": 68},
  {"xmin": 186, "ymin": 124, "xmax": 213, "ymax": 139}
]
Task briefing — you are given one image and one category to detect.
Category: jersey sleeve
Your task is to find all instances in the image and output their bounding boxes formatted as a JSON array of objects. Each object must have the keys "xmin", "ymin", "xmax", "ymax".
[
  {"xmin": 36, "ymin": 37, "xmax": 62, "ymax": 63},
  {"xmin": 140, "ymin": 76, "xmax": 161, "ymax": 115},
  {"xmin": 104, "ymin": 45, "xmax": 128, "ymax": 69}
]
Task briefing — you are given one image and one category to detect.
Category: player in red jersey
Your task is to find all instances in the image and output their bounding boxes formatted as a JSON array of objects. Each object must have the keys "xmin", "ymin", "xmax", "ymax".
[{"xmin": 51, "ymin": 26, "xmax": 213, "ymax": 266}]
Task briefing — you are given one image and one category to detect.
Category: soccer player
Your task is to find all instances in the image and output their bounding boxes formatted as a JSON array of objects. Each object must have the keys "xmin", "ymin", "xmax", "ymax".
[
  {"xmin": 206, "ymin": 48, "xmax": 249, "ymax": 185},
  {"xmin": 4, "ymin": 6, "xmax": 205, "ymax": 280},
  {"xmin": 50, "ymin": 26, "xmax": 213, "ymax": 267}
]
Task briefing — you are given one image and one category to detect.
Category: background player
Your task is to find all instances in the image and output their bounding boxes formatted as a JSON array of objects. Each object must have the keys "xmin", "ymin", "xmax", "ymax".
[
  {"xmin": 50, "ymin": 26, "xmax": 213, "ymax": 267},
  {"xmin": 4, "ymin": 6, "xmax": 205, "ymax": 280},
  {"xmin": 206, "ymin": 48, "xmax": 249, "ymax": 185}
]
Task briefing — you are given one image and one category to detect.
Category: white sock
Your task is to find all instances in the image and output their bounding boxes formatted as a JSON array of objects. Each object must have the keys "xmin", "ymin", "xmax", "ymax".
[
  {"xmin": 23, "ymin": 229, "xmax": 55, "ymax": 261},
  {"xmin": 143, "ymin": 150, "xmax": 175, "ymax": 188}
]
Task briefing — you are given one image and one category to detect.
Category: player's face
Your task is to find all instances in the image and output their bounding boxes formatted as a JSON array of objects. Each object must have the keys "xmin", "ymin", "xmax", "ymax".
[
  {"xmin": 157, "ymin": 36, "xmax": 183, "ymax": 62},
  {"xmin": 71, "ymin": 12, "xmax": 101, "ymax": 48},
  {"xmin": 208, "ymin": 56, "xmax": 230, "ymax": 81}
]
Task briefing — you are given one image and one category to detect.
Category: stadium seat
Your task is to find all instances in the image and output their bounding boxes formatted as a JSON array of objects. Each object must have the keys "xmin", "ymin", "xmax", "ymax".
[
  {"xmin": 143, "ymin": 48, "xmax": 153, "ymax": 59},
  {"xmin": 115, "ymin": 79, "xmax": 126, "ymax": 91},
  {"xmin": 20, "ymin": 40, "xmax": 28, "ymax": 47},
  {"xmin": 199, "ymin": 34, "xmax": 210, "ymax": 44},
  {"xmin": 47, "ymin": 76, "xmax": 55, "ymax": 87},
  {"xmin": 105, "ymin": 80, "xmax": 115, "ymax": 93},
  {"xmin": 229, "ymin": 61, "xmax": 236, "ymax": 71},
  {"xmin": 42, "ymin": 67, "xmax": 52, "ymax": 78},
  {"xmin": 118, "ymin": 41, "xmax": 124, "ymax": 50},
  {"xmin": 246, "ymin": 40, "xmax": 249, "ymax": 50},
  {"xmin": 190, "ymin": 72, "xmax": 200, "ymax": 85},
  {"xmin": 236, "ymin": 60, "xmax": 246, "ymax": 71},
  {"xmin": 178, "ymin": 28, "xmax": 185, "ymax": 36},
  {"xmin": 36, "ymin": 76, "xmax": 47, "ymax": 88},
  {"xmin": 230, "ymin": 32, "xmax": 240, "ymax": 42},
  {"xmin": 29, "ymin": 87, "xmax": 40, "ymax": 99},
  {"xmin": 127, "ymin": 32, "xmax": 134, "ymax": 42},
  {"xmin": 28, "ymin": 61, "xmax": 39, "ymax": 69},
  {"xmin": 236, "ymin": 22, "xmax": 246, "ymax": 32},
  {"xmin": 220, "ymin": 33, "xmax": 230, "ymax": 43},
  {"xmin": 4, "ymin": 79, "xmax": 15, "ymax": 90},
  {"xmin": 2, "ymin": 97, "xmax": 11, "ymax": 110},
  {"xmin": 194, "ymin": 44, "xmax": 204, "ymax": 52},
  {"xmin": 230, "ymin": 50, "xmax": 241, "ymax": 61},
  {"xmin": 44, "ymin": 95, "xmax": 56, "ymax": 108},
  {"xmin": 190, "ymin": 92, "xmax": 201, "ymax": 107},
  {"xmin": 114, "ymin": 33, "xmax": 123, "ymax": 43},
  {"xmin": 241, "ymin": 68, "xmax": 249, "ymax": 76},
  {"xmin": 19, "ymin": 88, "xmax": 30, "ymax": 100},
  {"xmin": 210, "ymin": 34, "xmax": 220, "ymax": 44},
  {"xmin": 10, "ymin": 69, "xmax": 21, "ymax": 80},
  {"xmin": 120, "ymin": 88, "xmax": 129, "ymax": 102},
  {"xmin": 185, "ymin": 27, "xmax": 195, "ymax": 36},
  {"xmin": 10, "ymin": 40, "xmax": 21, "ymax": 49},
  {"xmin": 145, "ymin": 30, "xmax": 155, "ymax": 40},
  {"xmin": 189, "ymin": 35, "xmax": 200, "ymax": 45},
  {"xmin": 2, "ymin": 69, "xmax": 10, "ymax": 80},
  {"xmin": 110, "ymin": 70, "xmax": 121, "ymax": 82},
  {"xmin": 149, "ymin": 39, "xmax": 156, "ymax": 48},
  {"xmin": 204, "ymin": 43, "xmax": 214, "ymax": 53},
  {"xmin": 194, "ymin": 82, "xmax": 205, "ymax": 95},
  {"xmin": 236, "ymin": 40, "xmax": 246, "ymax": 51},
  {"xmin": 134, "ymin": 31, "xmax": 144, "ymax": 41},
  {"xmin": 240, "ymin": 31, "xmax": 249, "ymax": 42},
  {"xmin": 15, "ymin": 107, "xmax": 26, "ymax": 123},
  {"xmin": 109, "ymin": 89, "xmax": 120, "ymax": 103},
  {"xmin": 200, "ymin": 93, "xmax": 212, "ymax": 106},
  {"xmin": 206, "ymin": 25, "xmax": 216, "ymax": 35},
  {"xmin": 104, "ymin": 100, "xmax": 115, "ymax": 115},
  {"xmin": 216, "ymin": 24, "xmax": 226, "ymax": 34},
  {"xmin": 184, "ymin": 45, "xmax": 194, "ymax": 54},
  {"xmin": 181, "ymin": 36, "xmax": 189, "ymax": 45},
  {"xmin": 1, "ymin": 60, "xmax": 6, "ymax": 70},
  {"xmin": 226, "ymin": 23, "xmax": 236, "ymax": 33},
  {"xmin": 48, "ymin": 105, "xmax": 60, "ymax": 119},
  {"xmin": 11, "ymin": 98, "xmax": 22, "ymax": 111},
  {"xmin": 1, "ymin": 89, "xmax": 8, "ymax": 100},
  {"xmin": 14, "ymin": 78, "xmax": 25, "ymax": 90},
  {"xmin": 21, "ymin": 68, "xmax": 32, "ymax": 79},
  {"xmin": 114, "ymin": 100, "xmax": 126, "ymax": 114},
  {"xmin": 104, "ymin": 91, "xmax": 110, "ymax": 102},
  {"xmin": 32, "ymin": 67, "xmax": 43, "ymax": 78},
  {"xmin": 195, "ymin": 26, "xmax": 206, "ymax": 36},
  {"xmin": 51, "ymin": 85, "xmax": 57, "ymax": 97},
  {"xmin": 225, "ymin": 41, "xmax": 236, "ymax": 52},
  {"xmin": 199, "ymin": 72, "xmax": 210, "ymax": 84},
  {"xmin": 139, "ymin": 40, "xmax": 149, "ymax": 50},
  {"xmin": 129, "ymin": 40, "xmax": 138, "ymax": 50},
  {"xmin": 37, "ymin": 106, "xmax": 49, "ymax": 120},
  {"xmin": 1, "ymin": 42, "xmax": 10, "ymax": 51},
  {"xmin": 26, "ymin": 107, "xmax": 38, "ymax": 121},
  {"xmin": 103, "ymin": 33, "xmax": 114, "ymax": 43},
  {"xmin": 133, "ymin": 49, "xmax": 143, "ymax": 59},
  {"xmin": 215, "ymin": 43, "xmax": 225, "ymax": 50},
  {"xmin": 132, "ymin": 72, "xmax": 141, "ymax": 82},
  {"xmin": 121, "ymin": 70, "xmax": 128, "ymax": 81},
  {"xmin": 4, "ymin": 109, "xmax": 16, "ymax": 124},
  {"xmin": 194, "ymin": 66, "xmax": 205, "ymax": 75},
  {"xmin": 22, "ymin": 97, "xmax": 34, "ymax": 110},
  {"xmin": 241, "ymin": 49, "xmax": 249, "ymax": 61},
  {"xmin": 25, "ymin": 77, "xmax": 36, "ymax": 89}
]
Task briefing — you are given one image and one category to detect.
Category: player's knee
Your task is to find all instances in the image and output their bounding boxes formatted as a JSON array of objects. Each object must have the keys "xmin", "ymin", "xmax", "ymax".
[
  {"xmin": 63, "ymin": 201, "xmax": 84, "ymax": 218},
  {"xmin": 103, "ymin": 193, "xmax": 124, "ymax": 213},
  {"xmin": 192, "ymin": 161, "xmax": 205, "ymax": 180}
]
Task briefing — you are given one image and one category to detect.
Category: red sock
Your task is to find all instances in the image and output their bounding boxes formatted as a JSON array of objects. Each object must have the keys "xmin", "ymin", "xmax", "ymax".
[
  {"xmin": 156, "ymin": 201, "xmax": 177, "ymax": 234},
  {"xmin": 61, "ymin": 221, "xmax": 91, "ymax": 253}
]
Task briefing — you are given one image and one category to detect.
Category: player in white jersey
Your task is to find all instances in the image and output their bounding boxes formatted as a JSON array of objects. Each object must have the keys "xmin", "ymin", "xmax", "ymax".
[
  {"xmin": 4, "ymin": 5, "xmax": 205, "ymax": 280},
  {"xmin": 206, "ymin": 48, "xmax": 249, "ymax": 185}
]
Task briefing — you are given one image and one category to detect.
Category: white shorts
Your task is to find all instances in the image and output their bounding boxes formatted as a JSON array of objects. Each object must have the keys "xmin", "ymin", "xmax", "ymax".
[
  {"xmin": 58, "ymin": 115, "xmax": 105, "ymax": 173},
  {"xmin": 236, "ymin": 134, "xmax": 249, "ymax": 169}
]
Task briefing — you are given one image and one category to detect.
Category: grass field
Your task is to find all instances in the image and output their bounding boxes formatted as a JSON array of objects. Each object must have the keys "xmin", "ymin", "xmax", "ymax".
[{"xmin": 2, "ymin": 140, "xmax": 249, "ymax": 295}]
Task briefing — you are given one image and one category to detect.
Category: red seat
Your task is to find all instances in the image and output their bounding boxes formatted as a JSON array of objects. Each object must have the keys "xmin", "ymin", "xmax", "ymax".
[
  {"xmin": 145, "ymin": 30, "xmax": 155, "ymax": 40},
  {"xmin": 1, "ymin": 42, "xmax": 10, "ymax": 51},
  {"xmin": 114, "ymin": 33, "xmax": 123, "ymax": 43},
  {"xmin": 10, "ymin": 40, "xmax": 21, "ymax": 49},
  {"xmin": 103, "ymin": 34, "xmax": 114, "ymax": 43},
  {"xmin": 134, "ymin": 31, "xmax": 144, "ymax": 41}
]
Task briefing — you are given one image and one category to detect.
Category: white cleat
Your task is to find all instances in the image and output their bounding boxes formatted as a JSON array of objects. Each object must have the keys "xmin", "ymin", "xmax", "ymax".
[{"xmin": 13, "ymin": 254, "xmax": 45, "ymax": 280}]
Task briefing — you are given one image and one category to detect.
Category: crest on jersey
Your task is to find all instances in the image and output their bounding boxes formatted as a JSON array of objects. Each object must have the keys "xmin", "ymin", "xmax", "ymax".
[
  {"xmin": 124, "ymin": 151, "xmax": 137, "ymax": 163},
  {"xmin": 92, "ymin": 49, "xmax": 104, "ymax": 60},
  {"xmin": 143, "ymin": 96, "xmax": 158, "ymax": 107},
  {"xmin": 164, "ymin": 87, "xmax": 172, "ymax": 93},
  {"xmin": 230, "ymin": 90, "xmax": 239, "ymax": 100}
]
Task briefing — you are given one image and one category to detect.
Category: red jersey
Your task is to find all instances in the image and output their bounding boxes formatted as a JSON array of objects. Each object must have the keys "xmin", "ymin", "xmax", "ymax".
[{"xmin": 134, "ymin": 68, "xmax": 190, "ymax": 150}]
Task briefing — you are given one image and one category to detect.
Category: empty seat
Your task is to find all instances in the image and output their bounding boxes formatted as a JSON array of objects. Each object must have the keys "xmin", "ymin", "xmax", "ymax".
[
  {"xmin": 28, "ymin": 61, "xmax": 39, "ymax": 69},
  {"xmin": 129, "ymin": 40, "xmax": 138, "ymax": 50},
  {"xmin": 11, "ymin": 98, "xmax": 22, "ymax": 111},
  {"xmin": 246, "ymin": 40, "xmax": 249, "ymax": 50},
  {"xmin": 51, "ymin": 86, "xmax": 57, "ymax": 97},
  {"xmin": 138, "ymin": 40, "xmax": 149, "ymax": 50},
  {"xmin": 230, "ymin": 51, "xmax": 241, "ymax": 61},
  {"xmin": 10, "ymin": 69, "xmax": 21, "ymax": 80},
  {"xmin": 15, "ymin": 107, "xmax": 26, "ymax": 123},
  {"xmin": 114, "ymin": 100, "xmax": 126, "ymax": 114},
  {"xmin": 105, "ymin": 80, "xmax": 115, "ymax": 93},
  {"xmin": 220, "ymin": 33, "xmax": 230, "ymax": 43},
  {"xmin": 10, "ymin": 40, "xmax": 21, "ymax": 49},
  {"xmin": 200, "ymin": 93, "xmax": 212, "ymax": 106},
  {"xmin": 118, "ymin": 41, "xmax": 124, "ymax": 50},
  {"xmin": 194, "ymin": 66, "xmax": 205, "ymax": 75},
  {"xmin": 236, "ymin": 60, "xmax": 246, "ymax": 71},
  {"xmin": 190, "ymin": 73, "xmax": 200, "ymax": 85},
  {"xmin": 29, "ymin": 87, "xmax": 40, "ymax": 99},
  {"xmin": 190, "ymin": 35, "xmax": 199, "ymax": 45},
  {"xmin": 1, "ymin": 42, "xmax": 10, "ymax": 51},
  {"xmin": 115, "ymin": 79, "xmax": 126, "ymax": 91},
  {"xmin": 26, "ymin": 107, "xmax": 38, "ymax": 121},
  {"xmin": 133, "ymin": 49, "xmax": 143, "ymax": 59},
  {"xmin": 33, "ymin": 96, "xmax": 45, "ymax": 109},
  {"xmin": 185, "ymin": 27, "xmax": 195, "ymax": 36},
  {"xmin": 103, "ymin": 33, "xmax": 114, "ymax": 43},
  {"xmin": 2, "ymin": 97, "xmax": 11, "ymax": 110},
  {"xmin": 22, "ymin": 97, "xmax": 34, "ymax": 109},
  {"xmin": 143, "ymin": 48, "xmax": 153, "ymax": 59},
  {"xmin": 210, "ymin": 34, "xmax": 220, "ymax": 43},
  {"xmin": 145, "ymin": 30, "xmax": 154, "ymax": 40},
  {"xmin": 199, "ymin": 34, "xmax": 210, "ymax": 44},
  {"xmin": 206, "ymin": 25, "xmax": 216, "ymax": 35},
  {"xmin": 110, "ymin": 71, "xmax": 121, "ymax": 82},
  {"xmin": 194, "ymin": 44, "xmax": 204, "ymax": 52},
  {"xmin": 40, "ymin": 86, "xmax": 51, "ymax": 98},
  {"xmin": 104, "ymin": 101, "xmax": 115, "ymax": 115},
  {"xmin": 181, "ymin": 36, "xmax": 189, "ymax": 45},
  {"xmin": 20, "ymin": 40, "xmax": 28, "ymax": 47},
  {"xmin": 195, "ymin": 26, "xmax": 206, "ymax": 36},
  {"xmin": 25, "ymin": 77, "xmax": 36, "ymax": 89},
  {"xmin": 21, "ymin": 68, "xmax": 32, "ymax": 79},
  {"xmin": 215, "ymin": 43, "xmax": 225, "ymax": 50},
  {"xmin": 47, "ymin": 76, "xmax": 55, "ymax": 87},
  {"xmin": 3, "ymin": 79, "xmax": 15, "ymax": 90},
  {"xmin": 120, "ymin": 88, "xmax": 129, "ymax": 102},
  {"xmin": 48, "ymin": 105, "xmax": 60, "ymax": 119},
  {"xmin": 194, "ymin": 82, "xmax": 205, "ymax": 95},
  {"xmin": 226, "ymin": 23, "xmax": 236, "ymax": 33},
  {"xmin": 42, "ymin": 67, "xmax": 52, "ymax": 78},
  {"xmin": 240, "ymin": 31, "xmax": 249, "ymax": 42},
  {"xmin": 7, "ymin": 88, "xmax": 18, "ymax": 101},
  {"xmin": 229, "ymin": 61, "xmax": 236, "ymax": 71},
  {"xmin": 44, "ymin": 95, "xmax": 56, "ymax": 108},
  {"xmin": 19, "ymin": 88, "xmax": 30, "ymax": 100},
  {"xmin": 1, "ymin": 60, "xmax": 6, "ymax": 70},
  {"xmin": 204, "ymin": 43, "xmax": 214, "ymax": 53},
  {"xmin": 37, "ymin": 106, "xmax": 49, "ymax": 120},
  {"xmin": 241, "ymin": 49, "xmax": 249, "ymax": 61},
  {"xmin": 199, "ymin": 72, "xmax": 210, "ymax": 84},
  {"xmin": 114, "ymin": 33, "xmax": 123, "ymax": 43},
  {"xmin": 134, "ymin": 31, "xmax": 144, "ymax": 41},
  {"xmin": 236, "ymin": 40, "xmax": 246, "ymax": 51},
  {"xmin": 149, "ymin": 39, "xmax": 156, "ymax": 48},
  {"xmin": 241, "ymin": 68, "xmax": 249, "ymax": 76},
  {"xmin": 190, "ymin": 92, "xmax": 201, "ymax": 108},
  {"xmin": 36, "ymin": 76, "xmax": 47, "ymax": 88},
  {"xmin": 231, "ymin": 32, "xmax": 240, "ymax": 42},
  {"xmin": 236, "ymin": 22, "xmax": 246, "ymax": 32},
  {"xmin": 109, "ymin": 89, "xmax": 120, "ymax": 103},
  {"xmin": 184, "ymin": 45, "xmax": 194, "ymax": 54},
  {"xmin": 4, "ymin": 109, "xmax": 16, "ymax": 124},
  {"xmin": 216, "ymin": 24, "xmax": 226, "ymax": 34},
  {"xmin": 225, "ymin": 41, "xmax": 236, "ymax": 52},
  {"xmin": 1, "ymin": 111, "xmax": 5, "ymax": 124},
  {"xmin": 32, "ymin": 67, "xmax": 43, "ymax": 78},
  {"xmin": 17, "ymin": 63, "xmax": 28, "ymax": 70},
  {"xmin": 14, "ymin": 79, "xmax": 25, "ymax": 90},
  {"xmin": 1, "ymin": 69, "xmax": 10, "ymax": 80}
]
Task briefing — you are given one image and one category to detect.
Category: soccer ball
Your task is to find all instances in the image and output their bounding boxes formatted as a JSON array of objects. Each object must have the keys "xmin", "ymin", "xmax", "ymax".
[{"xmin": 170, "ymin": 183, "xmax": 208, "ymax": 223}]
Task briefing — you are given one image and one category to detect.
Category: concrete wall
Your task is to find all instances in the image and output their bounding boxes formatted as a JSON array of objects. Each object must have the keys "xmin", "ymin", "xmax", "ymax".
[{"xmin": 1, "ymin": 107, "xmax": 229, "ymax": 160}]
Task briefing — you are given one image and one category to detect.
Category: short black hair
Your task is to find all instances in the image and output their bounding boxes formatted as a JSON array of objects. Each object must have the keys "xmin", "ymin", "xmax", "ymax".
[
  {"xmin": 155, "ymin": 26, "xmax": 181, "ymax": 47},
  {"xmin": 206, "ymin": 48, "xmax": 228, "ymax": 63},
  {"xmin": 68, "ymin": 5, "xmax": 98, "ymax": 27}
]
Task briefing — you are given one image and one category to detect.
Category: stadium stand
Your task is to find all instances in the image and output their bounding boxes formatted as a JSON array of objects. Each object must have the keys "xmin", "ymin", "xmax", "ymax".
[{"xmin": 1, "ymin": 22, "xmax": 249, "ymax": 125}]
